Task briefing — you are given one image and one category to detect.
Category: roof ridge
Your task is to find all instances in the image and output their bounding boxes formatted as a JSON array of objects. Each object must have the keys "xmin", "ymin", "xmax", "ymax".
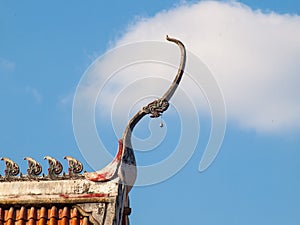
[{"xmin": 0, "ymin": 156, "xmax": 84, "ymax": 181}]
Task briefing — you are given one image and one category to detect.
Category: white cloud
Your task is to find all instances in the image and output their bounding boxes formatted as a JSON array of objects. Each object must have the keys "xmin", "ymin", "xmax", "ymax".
[{"xmin": 105, "ymin": 1, "xmax": 300, "ymax": 134}]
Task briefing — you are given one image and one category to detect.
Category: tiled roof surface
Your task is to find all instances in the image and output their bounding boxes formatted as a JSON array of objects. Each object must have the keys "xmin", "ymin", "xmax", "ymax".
[
  {"xmin": 0, "ymin": 165, "xmax": 130, "ymax": 225},
  {"xmin": 0, "ymin": 206, "xmax": 90, "ymax": 225},
  {"xmin": 0, "ymin": 155, "xmax": 131, "ymax": 225}
]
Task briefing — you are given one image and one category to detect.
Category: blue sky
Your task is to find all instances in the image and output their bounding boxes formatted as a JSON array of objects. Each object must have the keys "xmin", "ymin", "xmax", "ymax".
[{"xmin": 1, "ymin": 1, "xmax": 300, "ymax": 225}]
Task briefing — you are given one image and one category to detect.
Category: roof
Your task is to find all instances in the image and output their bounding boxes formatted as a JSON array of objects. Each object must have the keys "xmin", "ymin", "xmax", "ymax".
[
  {"xmin": 0, "ymin": 36, "xmax": 187, "ymax": 225},
  {"xmin": 0, "ymin": 206, "xmax": 90, "ymax": 225},
  {"xmin": 0, "ymin": 204, "xmax": 131, "ymax": 225},
  {"xmin": 0, "ymin": 155, "xmax": 131, "ymax": 225}
]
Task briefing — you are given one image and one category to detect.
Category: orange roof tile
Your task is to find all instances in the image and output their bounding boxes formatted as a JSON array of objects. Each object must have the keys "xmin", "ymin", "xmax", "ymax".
[
  {"xmin": 0, "ymin": 175, "xmax": 131, "ymax": 225},
  {"xmin": 0, "ymin": 206, "xmax": 90, "ymax": 225}
]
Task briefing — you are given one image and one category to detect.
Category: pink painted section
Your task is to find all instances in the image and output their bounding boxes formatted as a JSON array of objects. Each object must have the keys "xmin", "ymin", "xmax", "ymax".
[
  {"xmin": 113, "ymin": 139, "xmax": 123, "ymax": 162},
  {"xmin": 84, "ymin": 139, "xmax": 123, "ymax": 182}
]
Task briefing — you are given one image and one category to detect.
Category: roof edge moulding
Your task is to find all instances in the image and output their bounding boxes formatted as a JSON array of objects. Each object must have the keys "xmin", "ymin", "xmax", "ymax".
[{"xmin": 0, "ymin": 35, "xmax": 187, "ymax": 225}]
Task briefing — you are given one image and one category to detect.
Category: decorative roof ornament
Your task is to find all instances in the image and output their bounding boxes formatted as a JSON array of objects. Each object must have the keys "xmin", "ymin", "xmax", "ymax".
[
  {"xmin": 0, "ymin": 156, "xmax": 83, "ymax": 180},
  {"xmin": 84, "ymin": 35, "xmax": 186, "ymax": 188},
  {"xmin": 64, "ymin": 156, "xmax": 83, "ymax": 176},
  {"xmin": 44, "ymin": 156, "xmax": 63, "ymax": 178},
  {"xmin": 24, "ymin": 157, "xmax": 42, "ymax": 177},
  {"xmin": 142, "ymin": 99, "xmax": 169, "ymax": 118},
  {"xmin": 1, "ymin": 157, "xmax": 20, "ymax": 178},
  {"xmin": 0, "ymin": 36, "xmax": 187, "ymax": 225}
]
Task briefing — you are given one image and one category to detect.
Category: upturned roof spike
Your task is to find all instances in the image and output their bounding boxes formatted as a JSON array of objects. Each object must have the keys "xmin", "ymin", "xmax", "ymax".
[{"xmin": 84, "ymin": 35, "xmax": 186, "ymax": 188}]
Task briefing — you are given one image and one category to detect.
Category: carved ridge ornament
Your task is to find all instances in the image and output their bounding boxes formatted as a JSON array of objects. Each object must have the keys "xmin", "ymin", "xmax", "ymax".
[
  {"xmin": 64, "ymin": 156, "xmax": 84, "ymax": 176},
  {"xmin": 44, "ymin": 156, "xmax": 63, "ymax": 178},
  {"xmin": 24, "ymin": 157, "xmax": 42, "ymax": 177},
  {"xmin": 0, "ymin": 36, "xmax": 187, "ymax": 225},
  {"xmin": 0, "ymin": 156, "xmax": 84, "ymax": 180},
  {"xmin": 1, "ymin": 157, "xmax": 20, "ymax": 178},
  {"xmin": 84, "ymin": 35, "xmax": 186, "ymax": 186}
]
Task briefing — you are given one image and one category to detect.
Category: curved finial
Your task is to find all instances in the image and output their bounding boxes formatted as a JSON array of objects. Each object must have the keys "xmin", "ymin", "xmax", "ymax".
[
  {"xmin": 120, "ymin": 35, "xmax": 186, "ymax": 184},
  {"xmin": 24, "ymin": 157, "xmax": 42, "ymax": 177},
  {"xmin": 138, "ymin": 36, "xmax": 186, "ymax": 118},
  {"xmin": 64, "ymin": 156, "xmax": 83, "ymax": 176},
  {"xmin": 124, "ymin": 35, "xmax": 186, "ymax": 133},
  {"xmin": 162, "ymin": 35, "xmax": 186, "ymax": 101},
  {"xmin": 44, "ymin": 156, "xmax": 63, "ymax": 178},
  {"xmin": 1, "ymin": 157, "xmax": 20, "ymax": 178},
  {"xmin": 84, "ymin": 36, "xmax": 187, "ymax": 186}
]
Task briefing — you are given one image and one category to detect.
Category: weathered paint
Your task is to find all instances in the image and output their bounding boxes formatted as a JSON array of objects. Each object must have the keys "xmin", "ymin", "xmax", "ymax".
[
  {"xmin": 0, "ymin": 177, "xmax": 128, "ymax": 225},
  {"xmin": 59, "ymin": 193, "xmax": 109, "ymax": 199},
  {"xmin": 0, "ymin": 178, "xmax": 119, "ymax": 197},
  {"xmin": 24, "ymin": 157, "xmax": 42, "ymax": 177},
  {"xmin": 64, "ymin": 156, "xmax": 83, "ymax": 175},
  {"xmin": 0, "ymin": 36, "xmax": 187, "ymax": 225},
  {"xmin": 0, "ymin": 157, "xmax": 20, "ymax": 177},
  {"xmin": 84, "ymin": 139, "xmax": 123, "ymax": 182}
]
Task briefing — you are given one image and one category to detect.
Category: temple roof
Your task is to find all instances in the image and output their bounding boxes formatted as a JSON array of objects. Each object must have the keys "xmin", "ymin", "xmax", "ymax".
[
  {"xmin": 0, "ymin": 156, "xmax": 130, "ymax": 225},
  {"xmin": 0, "ymin": 206, "xmax": 91, "ymax": 225},
  {"xmin": 0, "ymin": 35, "xmax": 187, "ymax": 225},
  {"xmin": 0, "ymin": 202, "xmax": 131, "ymax": 225}
]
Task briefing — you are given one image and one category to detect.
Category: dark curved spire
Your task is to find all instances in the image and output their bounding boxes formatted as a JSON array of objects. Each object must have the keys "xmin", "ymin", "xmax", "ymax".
[
  {"xmin": 84, "ymin": 36, "xmax": 187, "ymax": 186},
  {"xmin": 123, "ymin": 35, "xmax": 186, "ymax": 139}
]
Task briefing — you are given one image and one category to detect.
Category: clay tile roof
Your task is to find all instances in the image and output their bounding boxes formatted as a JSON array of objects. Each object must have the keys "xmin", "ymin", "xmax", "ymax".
[
  {"xmin": 0, "ymin": 35, "xmax": 189, "ymax": 225},
  {"xmin": 0, "ymin": 206, "xmax": 89, "ymax": 225},
  {"xmin": 0, "ymin": 155, "xmax": 131, "ymax": 225}
]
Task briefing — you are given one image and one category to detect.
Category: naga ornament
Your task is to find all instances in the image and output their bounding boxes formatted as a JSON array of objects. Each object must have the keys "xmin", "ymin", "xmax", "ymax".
[
  {"xmin": 64, "ymin": 156, "xmax": 83, "ymax": 176},
  {"xmin": 84, "ymin": 35, "xmax": 186, "ymax": 187},
  {"xmin": 44, "ymin": 156, "xmax": 63, "ymax": 178},
  {"xmin": 24, "ymin": 157, "xmax": 42, "ymax": 177},
  {"xmin": 1, "ymin": 157, "xmax": 20, "ymax": 178}
]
